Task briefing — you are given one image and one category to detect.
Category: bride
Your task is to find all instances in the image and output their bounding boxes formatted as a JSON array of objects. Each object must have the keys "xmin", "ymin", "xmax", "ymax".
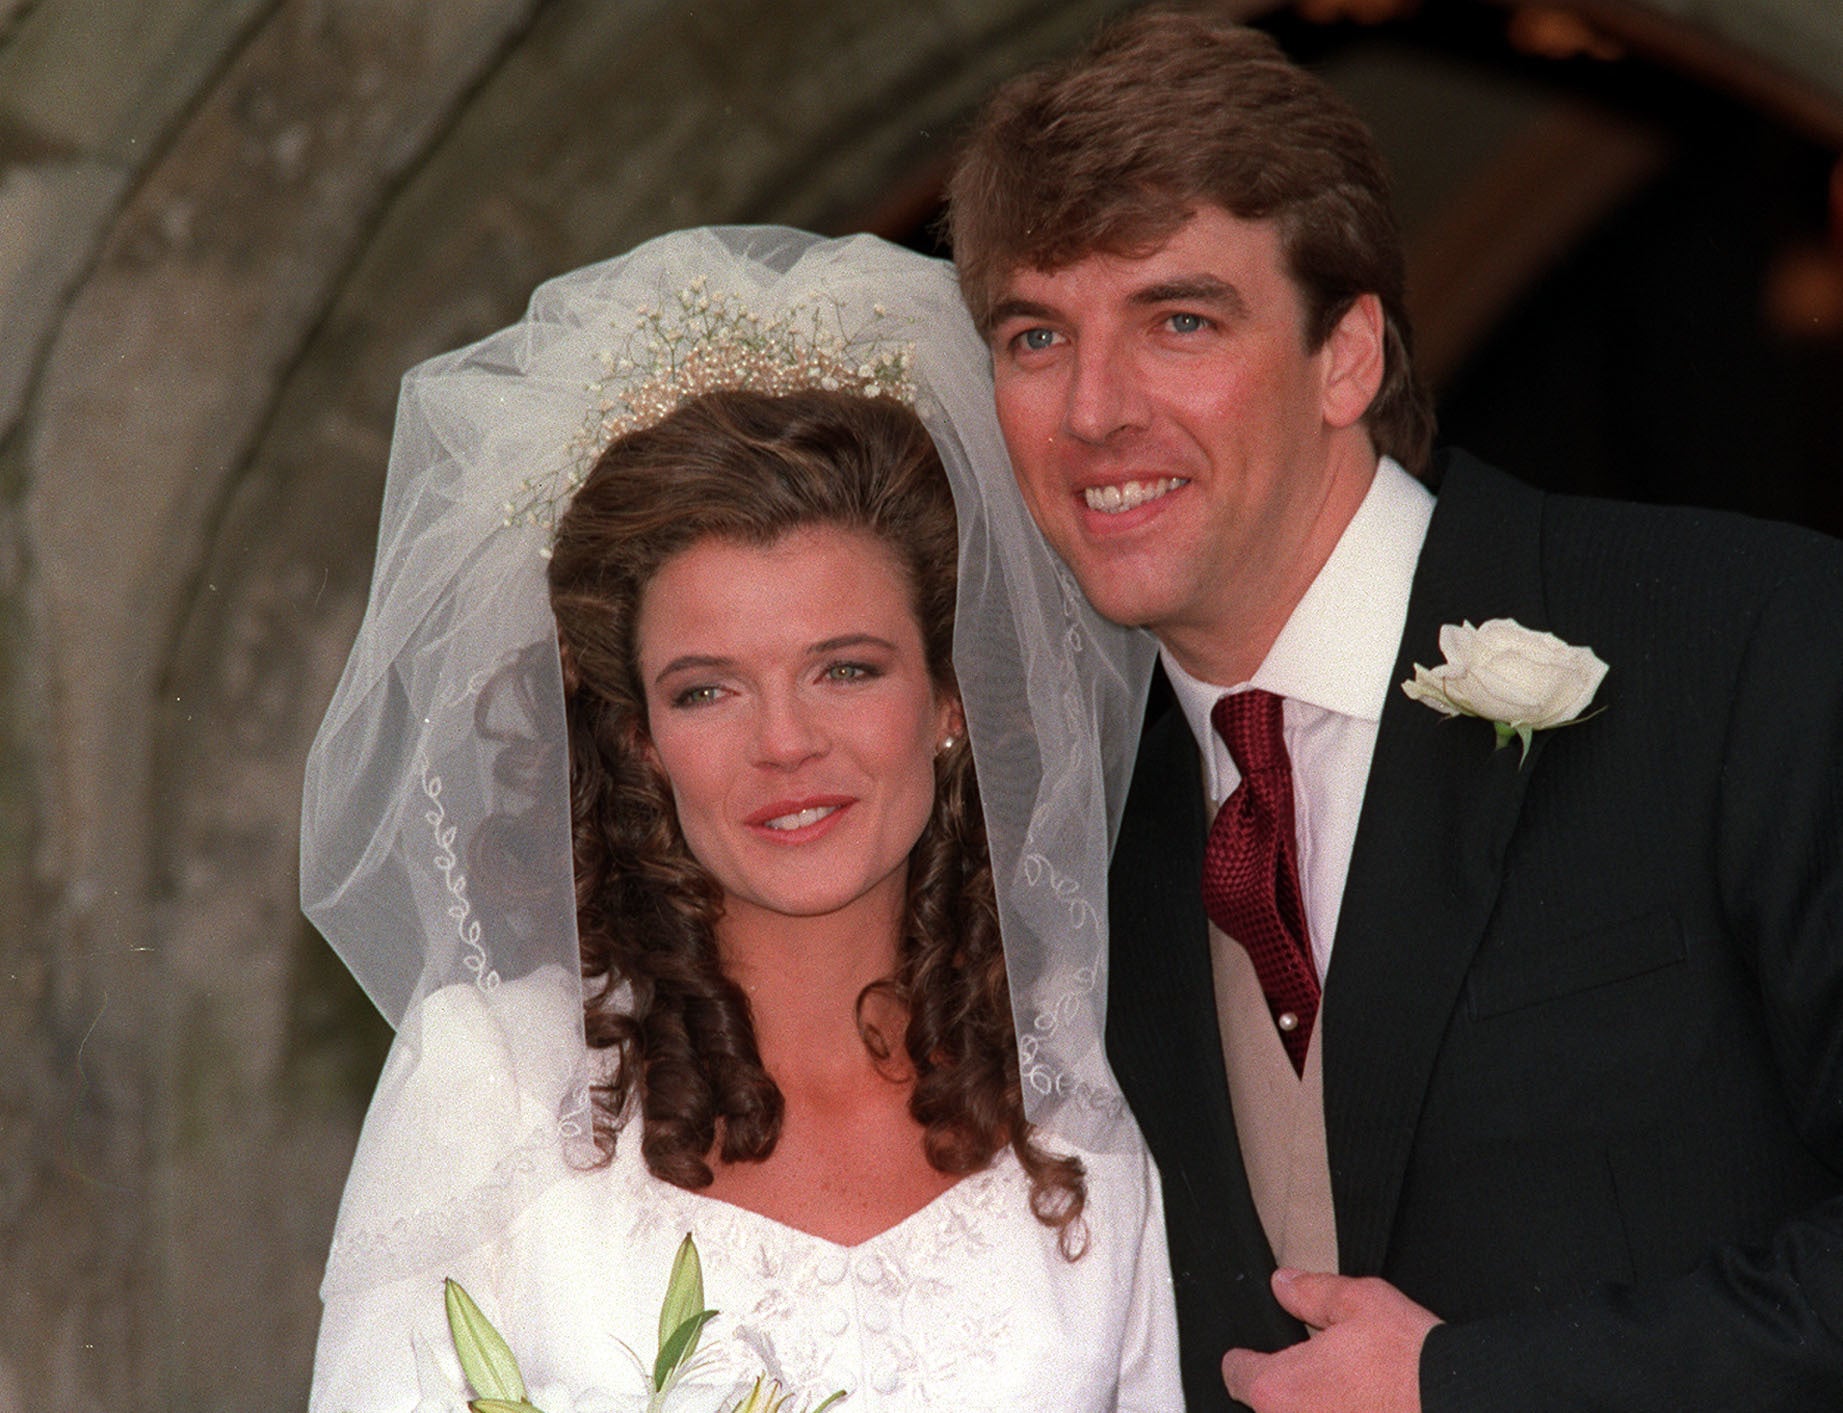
[{"xmin": 301, "ymin": 228, "xmax": 1175, "ymax": 1412}]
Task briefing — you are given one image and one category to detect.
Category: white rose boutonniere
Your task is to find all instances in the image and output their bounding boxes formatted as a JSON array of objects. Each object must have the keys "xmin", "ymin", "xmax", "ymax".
[{"xmin": 1401, "ymin": 618, "xmax": 1607, "ymax": 764}]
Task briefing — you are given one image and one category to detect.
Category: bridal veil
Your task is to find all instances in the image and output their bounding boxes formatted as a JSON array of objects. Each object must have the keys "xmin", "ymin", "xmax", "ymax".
[{"xmin": 299, "ymin": 226, "xmax": 1158, "ymax": 1291}]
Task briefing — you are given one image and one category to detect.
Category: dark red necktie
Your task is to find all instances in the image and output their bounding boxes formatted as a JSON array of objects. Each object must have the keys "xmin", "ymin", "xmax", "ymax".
[{"xmin": 1201, "ymin": 689, "xmax": 1320, "ymax": 1075}]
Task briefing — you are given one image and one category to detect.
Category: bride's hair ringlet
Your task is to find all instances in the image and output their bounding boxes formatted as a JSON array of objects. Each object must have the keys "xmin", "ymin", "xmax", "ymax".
[{"xmin": 549, "ymin": 387, "xmax": 1086, "ymax": 1246}]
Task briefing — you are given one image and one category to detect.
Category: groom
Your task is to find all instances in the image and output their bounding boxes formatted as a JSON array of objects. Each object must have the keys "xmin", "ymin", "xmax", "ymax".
[{"xmin": 947, "ymin": 9, "xmax": 1843, "ymax": 1413}]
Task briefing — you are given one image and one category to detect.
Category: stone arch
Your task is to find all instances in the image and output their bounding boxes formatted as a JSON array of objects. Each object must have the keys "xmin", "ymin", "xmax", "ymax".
[
  {"xmin": 4, "ymin": 1, "xmax": 1841, "ymax": 1408},
  {"xmin": 3, "ymin": 1, "xmax": 1147, "ymax": 1406}
]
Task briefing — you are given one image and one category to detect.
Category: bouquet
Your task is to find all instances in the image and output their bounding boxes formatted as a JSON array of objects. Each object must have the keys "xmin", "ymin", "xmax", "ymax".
[{"xmin": 445, "ymin": 1234, "xmax": 846, "ymax": 1413}]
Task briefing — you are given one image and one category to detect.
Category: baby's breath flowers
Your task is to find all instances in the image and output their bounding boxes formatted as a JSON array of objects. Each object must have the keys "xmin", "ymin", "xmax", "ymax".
[{"xmin": 504, "ymin": 277, "xmax": 916, "ymax": 550}]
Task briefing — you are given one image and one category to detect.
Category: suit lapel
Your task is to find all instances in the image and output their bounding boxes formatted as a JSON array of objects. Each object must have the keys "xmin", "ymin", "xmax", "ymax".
[{"xmin": 1324, "ymin": 454, "xmax": 1554, "ymax": 1276}]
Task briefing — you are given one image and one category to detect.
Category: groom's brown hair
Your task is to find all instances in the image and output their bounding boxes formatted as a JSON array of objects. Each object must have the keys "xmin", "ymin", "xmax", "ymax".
[{"xmin": 946, "ymin": 5, "xmax": 1434, "ymax": 474}]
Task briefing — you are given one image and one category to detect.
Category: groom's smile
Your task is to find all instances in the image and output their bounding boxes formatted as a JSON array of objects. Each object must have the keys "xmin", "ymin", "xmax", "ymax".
[{"xmin": 1083, "ymin": 476, "xmax": 1190, "ymax": 515}]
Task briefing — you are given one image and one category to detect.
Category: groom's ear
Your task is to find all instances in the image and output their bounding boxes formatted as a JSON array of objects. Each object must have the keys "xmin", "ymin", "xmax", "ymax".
[{"xmin": 1320, "ymin": 292, "xmax": 1385, "ymax": 430}]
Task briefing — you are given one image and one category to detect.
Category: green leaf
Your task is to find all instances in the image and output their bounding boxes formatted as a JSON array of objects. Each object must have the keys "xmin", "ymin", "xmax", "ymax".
[
  {"xmin": 445, "ymin": 1278, "xmax": 528, "ymax": 1402},
  {"xmin": 471, "ymin": 1401, "xmax": 547, "ymax": 1413},
  {"xmin": 658, "ymin": 1233, "xmax": 705, "ymax": 1350},
  {"xmin": 809, "ymin": 1393, "xmax": 848, "ymax": 1412},
  {"xmin": 652, "ymin": 1308, "xmax": 717, "ymax": 1391}
]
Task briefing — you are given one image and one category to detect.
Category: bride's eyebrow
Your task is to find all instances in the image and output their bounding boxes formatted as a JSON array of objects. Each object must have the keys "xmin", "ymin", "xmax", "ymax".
[
  {"xmin": 809, "ymin": 634, "xmax": 898, "ymax": 655},
  {"xmin": 652, "ymin": 654, "xmax": 734, "ymax": 684},
  {"xmin": 651, "ymin": 636, "xmax": 898, "ymax": 685}
]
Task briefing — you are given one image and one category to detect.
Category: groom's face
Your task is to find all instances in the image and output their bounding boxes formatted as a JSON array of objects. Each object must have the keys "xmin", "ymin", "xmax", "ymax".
[{"xmin": 987, "ymin": 205, "xmax": 1374, "ymax": 670}]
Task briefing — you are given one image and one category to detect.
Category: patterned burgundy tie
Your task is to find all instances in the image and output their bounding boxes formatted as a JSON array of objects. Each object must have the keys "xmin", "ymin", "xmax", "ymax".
[{"xmin": 1201, "ymin": 689, "xmax": 1320, "ymax": 1075}]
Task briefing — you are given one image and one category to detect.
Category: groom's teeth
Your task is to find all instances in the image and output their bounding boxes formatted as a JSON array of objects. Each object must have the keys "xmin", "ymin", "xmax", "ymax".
[
  {"xmin": 1084, "ymin": 478, "xmax": 1185, "ymax": 514},
  {"xmin": 763, "ymin": 805, "xmax": 838, "ymax": 831}
]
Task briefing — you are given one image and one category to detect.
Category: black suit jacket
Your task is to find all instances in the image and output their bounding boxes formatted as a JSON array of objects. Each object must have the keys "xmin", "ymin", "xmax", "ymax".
[{"xmin": 1107, "ymin": 453, "xmax": 1843, "ymax": 1411}]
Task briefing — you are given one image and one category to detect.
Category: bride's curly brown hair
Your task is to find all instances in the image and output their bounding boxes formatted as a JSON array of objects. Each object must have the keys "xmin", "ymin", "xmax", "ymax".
[{"xmin": 547, "ymin": 387, "xmax": 1085, "ymax": 1247}]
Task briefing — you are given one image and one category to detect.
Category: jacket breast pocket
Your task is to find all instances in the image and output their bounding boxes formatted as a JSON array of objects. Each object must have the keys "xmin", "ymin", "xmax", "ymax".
[{"xmin": 1465, "ymin": 907, "xmax": 1688, "ymax": 1021}]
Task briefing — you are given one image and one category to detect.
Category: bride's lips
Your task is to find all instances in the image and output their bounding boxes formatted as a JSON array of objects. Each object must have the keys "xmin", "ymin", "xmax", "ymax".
[{"xmin": 744, "ymin": 795, "xmax": 855, "ymax": 842}]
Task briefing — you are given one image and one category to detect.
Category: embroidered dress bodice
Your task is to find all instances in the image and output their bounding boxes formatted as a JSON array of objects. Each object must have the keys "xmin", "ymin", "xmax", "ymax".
[{"xmin": 308, "ymin": 976, "xmax": 1182, "ymax": 1413}]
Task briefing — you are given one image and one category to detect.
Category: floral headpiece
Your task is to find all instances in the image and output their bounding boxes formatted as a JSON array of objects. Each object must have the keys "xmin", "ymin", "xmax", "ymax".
[{"xmin": 504, "ymin": 275, "xmax": 917, "ymax": 547}]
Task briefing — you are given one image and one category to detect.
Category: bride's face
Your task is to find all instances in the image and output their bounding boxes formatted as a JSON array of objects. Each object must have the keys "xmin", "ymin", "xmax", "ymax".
[{"xmin": 635, "ymin": 523, "xmax": 959, "ymax": 930}]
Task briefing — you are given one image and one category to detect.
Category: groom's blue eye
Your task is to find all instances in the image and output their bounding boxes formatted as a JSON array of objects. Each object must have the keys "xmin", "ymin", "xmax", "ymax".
[
  {"xmin": 1017, "ymin": 327, "xmax": 1059, "ymax": 352},
  {"xmin": 1166, "ymin": 312, "xmax": 1206, "ymax": 334}
]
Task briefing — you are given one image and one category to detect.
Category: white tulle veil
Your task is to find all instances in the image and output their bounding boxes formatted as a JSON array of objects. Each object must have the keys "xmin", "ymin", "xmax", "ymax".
[{"xmin": 299, "ymin": 226, "xmax": 1157, "ymax": 1293}]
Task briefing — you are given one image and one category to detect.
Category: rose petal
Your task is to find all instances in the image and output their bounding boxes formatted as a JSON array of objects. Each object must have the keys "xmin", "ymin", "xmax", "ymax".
[{"xmin": 1405, "ymin": 618, "xmax": 1606, "ymax": 733}]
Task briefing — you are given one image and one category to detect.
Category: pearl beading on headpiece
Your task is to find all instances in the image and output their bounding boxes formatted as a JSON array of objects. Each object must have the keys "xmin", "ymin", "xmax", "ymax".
[{"xmin": 503, "ymin": 275, "xmax": 918, "ymax": 548}]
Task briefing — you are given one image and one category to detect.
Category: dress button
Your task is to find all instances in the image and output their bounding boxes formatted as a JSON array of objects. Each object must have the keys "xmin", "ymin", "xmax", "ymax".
[
  {"xmin": 1277, "ymin": 1010, "xmax": 1299, "ymax": 1032},
  {"xmin": 822, "ymin": 1305, "xmax": 849, "ymax": 1338},
  {"xmin": 863, "ymin": 1305, "xmax": 890, "ymax": 1334},
  {"xmin": 816, "ymin": 1252, "xmax": 848, "ymax": 1285},
  {"xmin": 872, "ymin": 1366, "xmax": 902, "ymax": 1395},
  {"xmin": 855, "ymin": 1253, "xmax": 884, "ymax": 1284}
]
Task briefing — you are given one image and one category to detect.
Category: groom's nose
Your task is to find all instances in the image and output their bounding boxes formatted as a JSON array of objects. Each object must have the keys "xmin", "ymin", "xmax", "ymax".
[{"xmin": 1064, "ymin": 336, "xmax": 1147, "ymax": 445}]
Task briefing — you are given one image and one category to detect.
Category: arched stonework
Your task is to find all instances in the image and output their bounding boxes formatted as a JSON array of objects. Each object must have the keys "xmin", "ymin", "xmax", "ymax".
[
  {"xmin": 5, "ymin": 1, "xmax": 1841, "ymax": 1408},
  {"xmin": 1, "ymin": 1, "xmax": 1146, "ymax": 1407}
]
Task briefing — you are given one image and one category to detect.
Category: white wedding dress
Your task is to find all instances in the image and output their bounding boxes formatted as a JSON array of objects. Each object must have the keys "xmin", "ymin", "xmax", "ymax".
[{"xmin": 308, "ymin": 969, "xmax": 1183, "ymax": 1413}]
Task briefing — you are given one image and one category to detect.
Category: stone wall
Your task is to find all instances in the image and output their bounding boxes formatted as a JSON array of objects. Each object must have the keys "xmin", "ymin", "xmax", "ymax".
[
  {"xmin": 6, "ymin": 2, "xmax": 1839, "ymax": 1409},
  {"xmin": 0, "ymin": 2, "xmax": 1137, "ymax": 1408}
]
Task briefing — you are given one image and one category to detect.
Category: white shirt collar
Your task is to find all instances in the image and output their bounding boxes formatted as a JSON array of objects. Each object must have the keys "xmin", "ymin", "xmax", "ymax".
[{"xmin": 1161, "ymin": 457, "xmax": 1434, "ymax": 779}]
